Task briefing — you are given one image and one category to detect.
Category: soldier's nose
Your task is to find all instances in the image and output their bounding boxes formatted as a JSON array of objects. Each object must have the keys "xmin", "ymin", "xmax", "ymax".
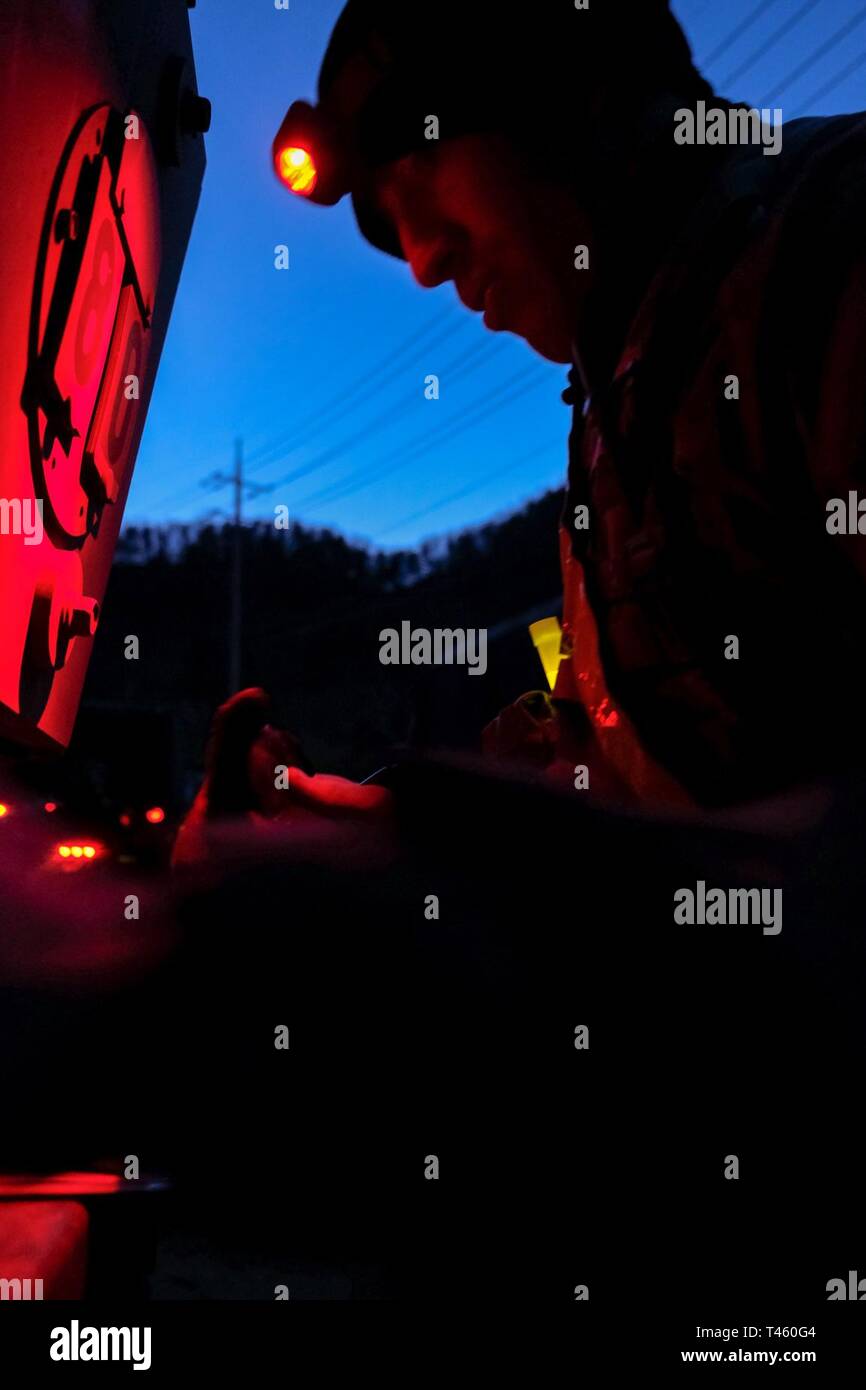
[{"xmin": 407, "ymin": 234, "xmax": 458, "ymax": 290}]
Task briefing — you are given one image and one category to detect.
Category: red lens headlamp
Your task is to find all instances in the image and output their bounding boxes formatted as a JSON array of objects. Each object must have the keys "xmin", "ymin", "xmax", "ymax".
[
  {"xmin": 272, "ymin": 100, "xmax": 350, "ymax": 206},
  {"xmin": 271, "ymin": 94, "xmax": 406, "ymax": 259}
]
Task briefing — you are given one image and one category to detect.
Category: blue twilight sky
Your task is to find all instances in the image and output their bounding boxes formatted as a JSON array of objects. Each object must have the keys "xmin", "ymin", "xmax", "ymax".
[{"xmin": 127, "ymin": 0, "xmax": 866, "ymax": 550}]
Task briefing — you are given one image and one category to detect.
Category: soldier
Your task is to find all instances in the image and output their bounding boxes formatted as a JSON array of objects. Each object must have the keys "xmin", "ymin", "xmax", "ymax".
[{"xmin": 275, "ymin": 0, "xmax": 866, "ymax": 808}]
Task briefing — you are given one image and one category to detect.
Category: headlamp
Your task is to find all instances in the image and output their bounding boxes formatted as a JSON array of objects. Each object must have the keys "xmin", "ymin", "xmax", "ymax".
[
  {"xmin": 271, "ymin": 95, "xmax": 406, "ymax": 259},
  {"xmin": 273, "ymin": 1, "xmax": 697, "ymax": 260},
  {"xmin": 272, "ymin": 100, "xmax": 350, "ymax": 206}
]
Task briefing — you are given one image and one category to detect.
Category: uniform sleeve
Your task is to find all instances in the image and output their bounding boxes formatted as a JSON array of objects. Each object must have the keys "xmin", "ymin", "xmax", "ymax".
[
  {"xmin": 778, "ymin": 136, "xmax": 866, "ymax": 582},
  {"xmin": 805, "ymin": 253, "xmax": 866, "ymax": 581}
]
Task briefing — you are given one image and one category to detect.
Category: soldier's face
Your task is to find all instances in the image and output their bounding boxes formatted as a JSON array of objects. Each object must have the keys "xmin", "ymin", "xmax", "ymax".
[{"xmin": 372, "ymin": 133, "xmax": 590, "ymax": 364}]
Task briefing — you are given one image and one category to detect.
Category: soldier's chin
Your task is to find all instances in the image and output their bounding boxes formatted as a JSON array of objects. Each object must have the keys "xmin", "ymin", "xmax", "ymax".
[{"xmin": 521, "ymin": 316, "xmax": 572, "ymax": 364}]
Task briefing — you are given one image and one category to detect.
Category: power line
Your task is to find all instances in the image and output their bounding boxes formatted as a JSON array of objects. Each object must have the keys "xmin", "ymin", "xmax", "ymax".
[
  {"xmin": 244, "ymin": 308, "xmax": 467, "ymax": 472},
  {"xmin": 143, "ymin": 305, "xmax": 463, "ymax": 513},
  {"xmin": 149, "ymin": 348, "xmax": 583, "ymax": 532},
  {"xmin": 148, "ymin": 333, "xmax": 505, "ymax": 519},
  {"xmin": 146, "ymin": 319, "xmax": 497, "ymax": 519},
  {"xmin": 791, "ymin": 45, "xmax": 866, "ymax": 114},
  {"xmin": 759, "ymin": 4, "xmax": 866, "ymax": 105},
  {"xmin": 719, "ymin": 0, "xmax": 822, "ymax": 91},
  {"xmin": 249, "ymin": 335, "xmax": 508, "ymax": 497},
  {"xmin": 697, "ymin": 0, "xmax": 782, "ymax": 71},
  {"xmin": 373, "ymin": 436, "xmax": 564, "ymax": 540},
  {"xmin": 136, "ymin": 475, "xmax": 212, "ymax": 517},
  {"xmin": 295, "ymin": 366, "xmax": 550, "ymax": 510},
  {"xmin": 293, "ymin": 365, "xmax": 553, "ymax": 514}
]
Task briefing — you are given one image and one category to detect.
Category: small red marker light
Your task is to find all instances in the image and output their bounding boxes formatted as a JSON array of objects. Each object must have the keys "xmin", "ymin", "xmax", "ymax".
[
  {"xmin": 44, "ymin": 802, "xmax": 57, "ymax": 813},
  {"xmin": 119, "ymin": 813, "xmax": 131, "ymax": 827},
  {"xmin": 57, "ymin": 843, "xmax": 101, "ymax": 862},
  {"xmin": 278, "ymin": 145, "xmax": 318, "ymax": 195},
  {"xmin": 145, "ymin": 806, "xmax": 165, "ymax": 824}
]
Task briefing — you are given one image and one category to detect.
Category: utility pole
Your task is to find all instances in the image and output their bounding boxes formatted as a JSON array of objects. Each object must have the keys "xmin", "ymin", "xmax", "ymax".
[
  {"xmin": 201, "ymin": 438, "xmax": 272, "ymax": 696},
  {"xmin": 229, "ymin": 437, "xmax": 243, "ymax": 694}
]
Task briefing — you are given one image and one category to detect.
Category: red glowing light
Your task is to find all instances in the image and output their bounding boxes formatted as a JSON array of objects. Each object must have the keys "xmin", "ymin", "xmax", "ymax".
[
  {"xmin": 119, "ymin": 812, "xmax": 131, "ymax": 827},
  {"xmin": 145, "ymin": 806, "xmax": 165, "ymax": 824},
  {"xmin": 278, "ymin": 145, "xmax": 318, "ymax": 195},
  {"xmin": 0, "ymin": 1172, "xmax": 123, "ymax": 1197},
  {"xmin": 56, "ymin": 843, "xmax": 100, "ymax": 862},
  {"xmin": 0, "ymin": 804, "xmax": 8, "ymax": 818},
  {"xmin": 44, "ymin": 801, "xmax": 58, "ymax": 812},
  {"xmin": 592, "ymin": 698, "xmax": 620, "ymax": 730}
]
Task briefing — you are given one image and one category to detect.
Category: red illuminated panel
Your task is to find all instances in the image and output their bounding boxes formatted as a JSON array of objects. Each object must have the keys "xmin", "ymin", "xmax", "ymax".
[
  {"xmin": 115, "ymin": 118, "xmax": 161, "ymax": 312},
  {"xmin": 2, "ymin": 103, "xmax": 162, "ymax": 746},
  {"xmin": 42, "ymin": 151, "xmax": 125, "ymax": 539},
  {"xmin": 84, "ymin": 284, "xmax": 143, "ymax": 520},
  {"xmin": 83, "ymin": 114, "xmax": 162, "ymax": 529}
]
